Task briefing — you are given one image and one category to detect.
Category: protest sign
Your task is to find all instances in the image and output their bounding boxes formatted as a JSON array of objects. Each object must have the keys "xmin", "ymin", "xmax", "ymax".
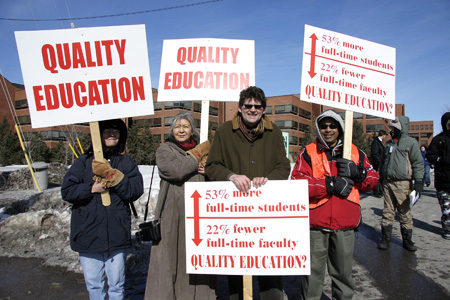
[
  {"xmin": 15, "ymin": 24, "xmax": 154, "ymax": 128},
  {"xmin": 300, "ymin": 25, "xmax": 396, "ymax": 120},
  {"xmin": 185, "ymin": 180, "xmax": 310, "ymax": 276},
  {"xmin": 157, "ymin": 38, "xmax": 255, "ymax": 102}
]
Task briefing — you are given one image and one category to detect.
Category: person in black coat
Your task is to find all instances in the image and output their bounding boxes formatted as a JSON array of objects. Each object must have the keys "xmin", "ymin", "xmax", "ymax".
[
  {"xmin": 62, "ymin": 119, "xmax": 143, "ymax": 299},
  {"xmin": 426, "ymin": 112, "xmax": 450, "ymax": 239},
  {"xmin": 370, "ymin": 129, "xmax": 387, "ymax": 197}
]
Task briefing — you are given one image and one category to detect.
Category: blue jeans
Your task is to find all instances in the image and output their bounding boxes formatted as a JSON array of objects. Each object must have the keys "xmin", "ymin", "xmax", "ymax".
[
  {"xmin": 79, "ymin": 249, "xmax": 127, "ymax": 300},
  {"xmin": 423, "ymin": 164, "xmax": 431, "ymax": 184}
]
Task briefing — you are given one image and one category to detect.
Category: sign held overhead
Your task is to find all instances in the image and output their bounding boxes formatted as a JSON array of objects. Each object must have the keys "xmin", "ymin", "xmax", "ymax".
[
  {"xmin": 158, "ymin": 38, "xmax": 255, "ymax": 102},
  {"xmin": 15, "ymin": 24, "xmax": 154, "ymax": 128},
  {"xmin": 300, "ymin": 25, "xmax": 396, "ymax": 120}
]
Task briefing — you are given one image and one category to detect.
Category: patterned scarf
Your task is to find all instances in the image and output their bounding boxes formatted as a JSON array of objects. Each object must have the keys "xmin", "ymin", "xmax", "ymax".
[{"xmin": 239, "ymin": 115, "xmax": 265, "ymax": 142}]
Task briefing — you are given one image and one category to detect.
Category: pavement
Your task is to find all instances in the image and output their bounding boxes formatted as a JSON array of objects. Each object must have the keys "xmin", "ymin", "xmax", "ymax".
[{"xmin": 1, "ymin": 177, "xmax": 449, "ymax": 299}]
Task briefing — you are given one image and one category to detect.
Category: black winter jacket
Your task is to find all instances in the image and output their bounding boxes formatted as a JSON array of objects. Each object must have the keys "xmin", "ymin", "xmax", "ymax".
[
  {"xmin": 370, "ymin": 137, "xmax": 384, "ymax": 171},
  {"xmin": 61, "ymin": 153, "xmax": 143, "ymax": 253},
  {"xmin": 426, "ymin": 112, "xmax": 450, "ymax": 191}
]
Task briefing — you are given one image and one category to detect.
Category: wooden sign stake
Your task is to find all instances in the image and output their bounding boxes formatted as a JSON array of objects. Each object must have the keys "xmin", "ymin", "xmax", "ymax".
[
  {"xmin": 243, "ymin": 275, "xmax": 253, "ymax": 300},
  {"xmin": 200, "ymin": 100, "xmax": 210, "ymax": 143},
  {"xmin": 89, "ymin": 121, "xmax": 111, "ymax": 206},
  {"xmin": 343, "ymin": 110, "xmax": 354, "ymax": 160}
]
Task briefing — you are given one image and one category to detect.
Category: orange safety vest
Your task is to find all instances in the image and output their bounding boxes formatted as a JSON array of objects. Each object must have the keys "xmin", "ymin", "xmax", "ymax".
[{"xmin": 305, "ymin": 142, "xmax": 361, "ymax": 208}]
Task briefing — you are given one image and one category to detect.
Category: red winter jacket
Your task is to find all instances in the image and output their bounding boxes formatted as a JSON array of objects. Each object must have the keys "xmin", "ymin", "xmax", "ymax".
[{"xmin": 291, "ymin": 140, "xmax": 379, "ymax": 230}]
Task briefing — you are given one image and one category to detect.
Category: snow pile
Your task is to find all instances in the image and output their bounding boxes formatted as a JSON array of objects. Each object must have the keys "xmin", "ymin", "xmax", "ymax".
[{"xmin": 0, "ymin": 165, "xmax": 161, "ymax": 276}]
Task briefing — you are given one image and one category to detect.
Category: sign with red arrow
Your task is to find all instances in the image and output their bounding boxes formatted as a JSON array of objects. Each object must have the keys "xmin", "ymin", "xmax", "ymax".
[
  {"xmin": 300, "ymin": 25, "xmax": 396, "ymax": 119},
  {"xmin": 185, "ymin": 180, "xmax": 310, "ymax": 276}
]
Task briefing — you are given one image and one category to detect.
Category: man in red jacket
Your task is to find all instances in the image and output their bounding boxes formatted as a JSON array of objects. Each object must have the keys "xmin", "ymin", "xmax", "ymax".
[{"xmin": 291, "ymin": 110, "xmax": 378, "ymax": 300}]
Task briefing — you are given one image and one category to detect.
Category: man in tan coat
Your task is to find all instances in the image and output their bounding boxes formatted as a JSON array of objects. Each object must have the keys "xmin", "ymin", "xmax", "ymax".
[{"xmin": 206, "ymin": 86, "xmax": 291, "ymax": 300}]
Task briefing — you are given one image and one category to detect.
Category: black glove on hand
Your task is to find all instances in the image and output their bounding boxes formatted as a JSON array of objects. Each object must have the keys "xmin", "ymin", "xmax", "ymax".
[
  {"xmin": 326, "ymin": 176, "xmax": 354, "ymax": 198},
  {"xmin": 336, "ymin": 158, "xmax": 367, "ymax": 182},
  {"xmin": 413, "ymin": 180, "xmax": 423, "ymax": 197}
]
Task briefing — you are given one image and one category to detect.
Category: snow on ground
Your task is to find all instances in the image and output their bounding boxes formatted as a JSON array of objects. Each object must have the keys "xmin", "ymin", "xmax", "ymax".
[{"xmin": 0, "ymin": 165, "xmax": 161, "ymax": 275}]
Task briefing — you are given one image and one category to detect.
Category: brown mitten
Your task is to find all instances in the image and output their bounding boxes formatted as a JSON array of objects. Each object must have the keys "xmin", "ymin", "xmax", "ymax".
[
  {"xmin": 92, "ymin": 159, "xmax": 124, "ymax": 187},
  {"xmin": 187, "ymin": 141, "xmax": 210, "ymax": 163},
  {"xmin": 199, "ymin": 154, "xmax": 208, "ymax": 168},
  {"xmin": 92, "ymin": 159, "xmax": 112, "ymax": 177},
  {"xmin": 93, "ymin": 175, "xmax": 112, "ymax": 189},
  {"xmin": 92, "ymin": 168, "xmax": 124, "ymax": 188}
]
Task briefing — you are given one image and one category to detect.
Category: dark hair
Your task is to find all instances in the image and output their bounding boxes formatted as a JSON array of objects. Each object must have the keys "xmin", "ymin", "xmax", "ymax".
[
  {"xmin": 239, "ymin": 86, "xmax": 267, "ymax": 108},
  {"xmin": 378, "ymin": 129, "xmax": 387, "ymax": 136}
]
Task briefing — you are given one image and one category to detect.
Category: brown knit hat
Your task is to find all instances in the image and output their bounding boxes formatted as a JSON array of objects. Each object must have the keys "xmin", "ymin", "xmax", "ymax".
[{"xmin": 389, "ymin": 117, "xmax": 402, "ymax": 131}]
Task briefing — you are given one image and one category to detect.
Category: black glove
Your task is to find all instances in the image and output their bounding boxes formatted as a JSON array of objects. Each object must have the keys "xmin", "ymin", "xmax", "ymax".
[
  {"xmin": 326, "ymin": 176, "xmax": 354, "ymax": 198},
  {"xmin": 413, "ymin": 180, "xmax": 423, "ymax": 197},
  {"xmin": 336, "ymin": 158, "xmax": 366, "ymax": 182}
]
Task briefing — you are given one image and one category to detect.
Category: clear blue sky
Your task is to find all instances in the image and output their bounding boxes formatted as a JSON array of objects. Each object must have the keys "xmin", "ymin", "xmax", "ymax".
[{"xmin": 1, "ymin": 0, "xmax": 449, "ymax": 136}]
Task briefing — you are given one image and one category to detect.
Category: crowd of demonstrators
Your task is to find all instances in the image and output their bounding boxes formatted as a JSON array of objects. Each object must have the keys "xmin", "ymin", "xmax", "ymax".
[
  {"xmin": 291, "ymin": 109, "xmax": 378, "ymax": 300},
  {"xmin": 61, "ymin": 119, "xmax": 144, "ymax": 300},
  {"xmin": 421, "ymin": 146, "xmax": 431, "ymax": 187},
  {"xmin": 426, "ymin": 112, "xmax": 450, "ymax": 240},
  {"xmin": 370, "ymin": 129, "xmax": 388, "ymax": 197},
  {"xmin": 60, "ymin": 87, "xmax": 448, "ymax": 300},
  {"xmin": 205, "ymin": 86, "xmax": 291, "ymax": 300},
  {"xmin": 378, "ymin": 116, "xmax": 424, "ymax": 252},
  {"xmin": 144, "ymin": 112, "xmax": 215, "ymax": 300}
]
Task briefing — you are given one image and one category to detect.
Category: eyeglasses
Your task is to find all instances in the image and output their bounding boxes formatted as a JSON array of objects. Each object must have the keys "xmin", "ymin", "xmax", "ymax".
[
  {"xmin": 103, "ymin": 129, "xmax": 120, "ymax": 135},
  {"xmin": 319, "ymin": 123, "xmax": 339, "ymax": 130},
  {"xmin": 243, "ymin": 104, "xmax": 263, "ymax": 110}
]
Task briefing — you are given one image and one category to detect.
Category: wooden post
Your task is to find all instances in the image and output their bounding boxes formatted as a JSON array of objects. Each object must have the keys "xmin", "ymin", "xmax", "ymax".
[
  {"xmin": 89, "ymin": 121, "xmax": 111, "ymax": 206},
  {"xmin": 343, "ymin": 110, "xmax": 354, "ymax": 160},
  {"xmin": 243, "ymin": 275, "xmax": 253, "ymax": 299},
  {"xmin": 200, "ymin": 100, "xmax": 209, "ymax": 143}
]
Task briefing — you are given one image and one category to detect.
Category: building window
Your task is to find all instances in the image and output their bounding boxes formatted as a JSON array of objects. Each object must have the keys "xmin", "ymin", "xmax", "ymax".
[
  {"xmin": 354, "ymin": 112, "xmax": 363, "ymax": 119},
  {"xmin": 420, "ymin": 125, "xmax": 424, "ymax": 130},
  {"xmin": 289, "ymin": 136, "xmax": 299, "ymax": 145},
  {"xmin": 164, "ymin": 101, "xmax": 192, "ymax": 110},
  {"xmin": 193, "ymin": 102, "xmax": 202, "ymax": 112},
  {"xmin": 299, "ymin": 108, "xmax": 311, "ymax": 120},
  {"xmin": 365, "ymin": 114, "xmax": 379, "ymax": 119},
  {"xmin": 275, "ymin": 104, "xmax": 298, "ymax": 115},
  {"xmin": 299, "ymin": 123, "xmax": 309, "ymax": 132},
  {"xmin": 416, "ymin": 125, "xmax": 419, "ymax": 130},
  {"xmin": 40, "ymin": 130, "xmax": 68, "ymax": 141},
  {"xmin": 366, "ymin": 124, "xmax": 384, "ymax": 133},
  {"xmin": 134, "ymin": 118, "xmax": 162, "ymax": 127},
  {"xmin": 209, "ymin": 107, "xmax": 218, "ymax": 116},
  {"xmin": 17, "ymin": 115, "xmax": 31, "ymax": 125},
  {"xmin": 265, "ymin": 106, "xmax": 272, "ymax": 115},
  {"xmin": 409, "ymin": 133, "xmax": 419, "ymax": 138},
  {"xmin": 420, "ymin": 133, "xmax": 428, "ymax": 138},
  {"xmin": 431, "ymin": 125, "xmax": 433, "ymax": 130},
  {"xmin": 15, "ymin": 99, "xmax": 28, "ymax": 109},
  {"xmin": 410, "ymin": 126, "xmax": 414, "ymax": 131},
  {"xmin": 209, "ymin": 122, "xmax": 218, "ymax": 130},
  {"xmin": 425, "ymin": 125, "xmax": 428, "ymax": 130},
  {"xmin": 164, "ymin": 116, "xmax": 175, "ymax": 126},
  {"xmin": 154, "ymin": 102, "xmax": 162, "ymax": 111},
  {"xmin": 275, "ymin": 120, "xmax": 298, "ymax": 130}
]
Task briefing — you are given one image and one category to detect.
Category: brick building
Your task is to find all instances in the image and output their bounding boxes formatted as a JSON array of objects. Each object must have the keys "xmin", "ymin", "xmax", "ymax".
[{"xmin": 1, "ymin": 74, "xmax": 433, "ymax": 160}]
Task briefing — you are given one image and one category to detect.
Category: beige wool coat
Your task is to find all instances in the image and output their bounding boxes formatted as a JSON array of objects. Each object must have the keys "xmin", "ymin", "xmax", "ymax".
[{"xmin": 144, "ymin": 141, "xmax": 216, "ymax": 300}]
